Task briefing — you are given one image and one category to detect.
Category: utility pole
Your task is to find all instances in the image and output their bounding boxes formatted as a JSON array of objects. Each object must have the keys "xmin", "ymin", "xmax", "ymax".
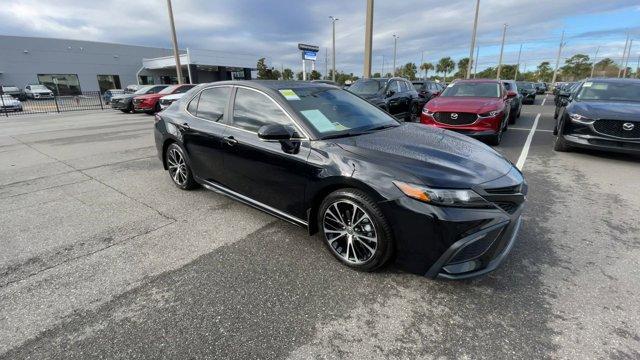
[
  {"xmin": 623, "ymin": 39, "xmax": 633, "ymax": 78},
  {"xmin": 381, "ymin": 55, "xmax": 385, "ymax": 76},
  {"xmin": 496, "ymin": 24, "xmax": 508, "ymax": 80},
  {"xmin": 637, "ymin": 53, "xmax": 640, "ymax": 79},
  {"xmin": 619, "ymin": 33, "xmax": 629, "ymax": 78},
  {"xmin": 590, "ymin": 46, "xmax": 600, "ymax": 78},
  {"xmin": 514, "ymin": 43, "xmax": 522, "ymax": 80},
  {"xmin": 420, "ymin": 51, "xmax": 424, "ymax": 78},
  {"xmin": 363, "ymin": 0, "xmax": 374, "ymax": 79},
  {"xmin": 166, "ymin": 0, "xmax": 183, "ymax": 84},
  {"xmin": 325, "ymin": 48, "xmax": 328, "ymax": 80},
  {"xmin": 474, "ymin": 45, "xmax": 479, "ymax": 78},
  {"xmin": 330, "ymin": 16, "xmax": 339, "ymax": 82},
  {"xmin": 467, "ymin": 0, "xmax": 480, "ymax": 79},
  {"xmin": 392, "ymin": 34, "xmax": 399, "ymax": 76},
  {"xmin": 551, "ymin": 30, "xmax": 565, "ymax": 86}
]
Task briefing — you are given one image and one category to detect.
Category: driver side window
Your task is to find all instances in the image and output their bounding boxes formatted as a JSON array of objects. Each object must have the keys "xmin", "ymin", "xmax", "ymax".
[{"xmin": 232, "ymin": 88, "xmax": 292, "ymax": 133}]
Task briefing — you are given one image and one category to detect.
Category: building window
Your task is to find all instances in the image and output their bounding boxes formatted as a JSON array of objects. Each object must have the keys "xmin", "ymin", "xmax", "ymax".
[
  {"xmin": 97, "ymin": 75, "xmax": 122, "ymax": 94},
  {"xmin": 138, "ymin": 75, "xmax": 154, "ymax": 85},
  {"xmin": 37, "ymin": 74, "xmax": 81, "ymax": 95}
]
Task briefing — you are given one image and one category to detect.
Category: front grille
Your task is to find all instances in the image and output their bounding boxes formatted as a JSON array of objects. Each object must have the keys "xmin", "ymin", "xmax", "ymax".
[
  {"xmin": 433, "ymin": 112, "xmax": 478, "ymax": 125},
  {"xmin": 485, "ymin": 184, "xmax": 522, "ymax": 194},
  {"xmin": 493, "ymin": 201, "xmax": 518, "ymax": 214},
  {"xmin": 593, "ymin": 119, "xmax": 640, "ymax": 139},
  {"xmin": 450, "ymin": 235, "xmax": 497, "ymax": 264},
  {"xmin": 160, "ymin": 99, "xmax": 174, "ymax": 105}
]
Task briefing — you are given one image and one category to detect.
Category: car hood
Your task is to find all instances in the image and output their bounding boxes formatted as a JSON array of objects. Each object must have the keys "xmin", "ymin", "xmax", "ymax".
[
  {"xmin": 330, "ymin": 123, "xmax": 514, "ymax": 188},
  {"xmin": 427, "ymin": 97, "xmax": 502, "ymax": 113},
  {"xmin": 570, "ymin": 101, "xmax": 640, "ymax": 120},
  {"xmin": 111, "ymin": 94, "xmax": 135, "ymax": 100},
  {"xmin": 135, "ymin": 93, "xmax": 162, "ymax": 100},
  {"xmin": 1, "ymin": 98, "xmax": 20, "ymax": 105}
]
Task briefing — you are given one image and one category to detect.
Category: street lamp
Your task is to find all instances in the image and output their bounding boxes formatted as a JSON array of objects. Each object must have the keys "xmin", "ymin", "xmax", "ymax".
[
  {"xmin": 330, "ymin": 16, "xmax": 339, "ymax": 82},
  {"xmin": 496, "ymin": 23, "xmax": 508, "ymax": 80},
  {"xmin": 166, "ymin": 0, "xmax": 183, "ymax": 84},
  {"xmin": 393, "ymin": 34, "xmax": 399, "ymax": 76},
  {"xmin": 467, "ymin": 0, "xmax": 480, "ymax": 79}
]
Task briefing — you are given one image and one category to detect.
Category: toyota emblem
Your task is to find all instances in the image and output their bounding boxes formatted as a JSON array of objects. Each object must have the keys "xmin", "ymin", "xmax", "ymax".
[
  {"xmin": 450, "ymin": 113, "xmax": 458, "ymax": 120},
  {"xmin": 622, "ymin": 122, "xmax": 635, "ymax": 131}
]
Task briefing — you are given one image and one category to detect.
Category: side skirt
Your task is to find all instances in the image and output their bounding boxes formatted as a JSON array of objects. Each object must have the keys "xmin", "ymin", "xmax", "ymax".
[{"xmin": 197, "ymin": 177, "xmax": 309, "ymax": 228}]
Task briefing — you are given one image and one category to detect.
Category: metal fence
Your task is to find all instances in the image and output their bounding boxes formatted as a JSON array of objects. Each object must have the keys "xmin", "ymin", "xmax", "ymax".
[{"xmin": 0, "ymin": 91, "xmax": 105, "ymax": 117}]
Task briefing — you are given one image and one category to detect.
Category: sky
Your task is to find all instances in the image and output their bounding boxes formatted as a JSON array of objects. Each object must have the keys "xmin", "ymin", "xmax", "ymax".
[{"xmin": 1, "ymin": 0, "xmax": 640, "ymax": 76}]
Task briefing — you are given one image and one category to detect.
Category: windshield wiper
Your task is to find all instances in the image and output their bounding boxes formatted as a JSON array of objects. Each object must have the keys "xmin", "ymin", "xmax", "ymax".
[
  {"xmin": 362, "ymin": 124, "xmax": 400, "ymax": 132},
  {"xmin": 321, "ymin": 132, "xmax": 362, "ymax": 140}
]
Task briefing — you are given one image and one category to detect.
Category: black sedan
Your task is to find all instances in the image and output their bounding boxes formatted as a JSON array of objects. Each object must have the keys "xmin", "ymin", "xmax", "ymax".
[
  {"xmin": 411, "ymin": 80, "xmax": 444, "ymax": 102},
  {"xmin": 516, "ymin": 82, "xmax": 536, "ymax": 104},
  {"xmin": 154, "ymin": 81, "xmax": 526, "ymax": 279},
  {"xmin": 111, "ymin": 85, "xmax": 168, "ymax": 113},
  {"xmin": 348, "ymin": 77, "xmax": 425, "ymax": 122},
  {"xmin": 554, "ymin": 78, "xmax": 640, "ymax": 154}
]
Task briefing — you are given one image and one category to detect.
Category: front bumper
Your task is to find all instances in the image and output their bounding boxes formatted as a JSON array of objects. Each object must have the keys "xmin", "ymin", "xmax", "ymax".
[
  {"xmin": 420, "ymin": 113, "xmax": 502, "ymax": 137},
  {"xmin": 562, "ymin": 134, "xmax": 640, "ymax": 154},
  {"xmin": 111, "ymin": 99, "xmax": 131, "ymax": 110}
]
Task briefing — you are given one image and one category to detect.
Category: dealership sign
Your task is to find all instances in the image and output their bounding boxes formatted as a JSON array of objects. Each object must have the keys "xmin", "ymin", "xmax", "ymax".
[
  {"xmin": 303, "ymin": 50, "xmax": 317, "ymax": 61},
  {"xmin": 298, "ymin": 43, "xmax": 319, "ymax": 52}
]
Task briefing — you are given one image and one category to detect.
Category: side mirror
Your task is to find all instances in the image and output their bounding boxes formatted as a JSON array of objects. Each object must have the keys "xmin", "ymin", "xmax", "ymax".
[
  {"xmin": 507, "ymin": 91, "xmax": 517, "ymax": 99},
  {"xmin": 386, "ymin": 89, "xmax": 395, "ymax": 97},
  {"xmin": 258, "ymin": 124, "xmax": 295, "ymax": 141}
]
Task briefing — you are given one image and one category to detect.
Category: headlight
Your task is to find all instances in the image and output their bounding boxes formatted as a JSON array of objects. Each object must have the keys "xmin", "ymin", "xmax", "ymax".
[
  {"xmin": 479, "ymin": 110, "xmax": 500, "ymax": 117},
  {"xmin": 393, "ymin": 181, "xmax": 491, "ymax": 208},
  {"xmin": 422, "ymin": 107, "xmax": 434, "ymax": 116},
  {"xmin": 568, "ymin": 113, "xmax": 594, "ymax": 124}
]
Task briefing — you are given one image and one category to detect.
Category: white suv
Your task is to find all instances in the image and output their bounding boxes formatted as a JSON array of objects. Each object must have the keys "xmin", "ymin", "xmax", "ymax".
[{"xmin": 24, "ymin": 84, "xmax": 54, "ymax": 99}]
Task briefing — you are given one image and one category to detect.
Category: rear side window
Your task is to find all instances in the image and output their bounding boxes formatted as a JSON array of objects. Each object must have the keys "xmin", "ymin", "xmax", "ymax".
[
  {"xmin": 232, "ymin": 88, "xmax": 291, "ymax": 132},
  {"xmin": 399, "ymin": 81, "xmax": 408, "ymax": 92},
  {"xmin": 196, "ymin": 87, "xmax": 230, "ymax": 122},
  {"xmin": 187, "ymin": 93, "xmax": 200, "ymax": 114},
  {"xmin": 174, "ymin": 85, "xmax": 196, "ymax": 94}
]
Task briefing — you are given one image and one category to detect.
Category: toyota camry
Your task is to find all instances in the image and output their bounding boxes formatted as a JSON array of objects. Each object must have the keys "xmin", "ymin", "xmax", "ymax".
[{"xmin": 154, "ymin": 81, "xmax": 526, "ymax": 279}]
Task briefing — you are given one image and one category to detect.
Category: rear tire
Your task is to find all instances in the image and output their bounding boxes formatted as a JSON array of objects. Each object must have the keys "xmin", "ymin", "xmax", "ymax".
[
  {"xmin": 165, "ymin": 143, "xmax": 199, "ymax": 190},
  {"xmin": 488, "ymin": 127, "xmax": 503, "ymax": 146},
  {"xmin": 319, "ymin": 189, "xmax": 393, "ymax": 272},
  {"xmin": 120, "ymin": 109, "xmax": 129, "ymax": 113}
]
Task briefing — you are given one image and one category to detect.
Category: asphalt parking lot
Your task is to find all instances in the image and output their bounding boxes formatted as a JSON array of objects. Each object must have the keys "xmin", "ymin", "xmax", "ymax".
[{"xmin": 1, "ymin": 97, "xmax": 639, "ymax": 359}]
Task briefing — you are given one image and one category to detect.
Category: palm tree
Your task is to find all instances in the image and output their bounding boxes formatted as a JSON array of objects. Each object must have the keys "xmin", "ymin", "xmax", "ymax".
[
  {"xmin": 420, "ymin": 62, "xmax": 434, "ymax": 79},
  {"xmin": 436, "ymin": 57, "xmax": 455, "ymax": 82}
]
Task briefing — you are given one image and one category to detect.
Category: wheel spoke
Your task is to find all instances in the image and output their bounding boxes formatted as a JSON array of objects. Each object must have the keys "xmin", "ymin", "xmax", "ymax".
[
  {"xmin": 352, "ymin": 214, "xmax": 366, "ymax": 227},
  {"xmin": 350, "ymin": 241, "xmax": 359, "ymax": 263},
  {"xmin": 333, "ymin": 203, "xmax": 346, "ymax": 225},
  {"xmin": 356, "ymin": 234, "xmax": 377, "ymax": 243},
  {"xmin": 323, "ymin": 200, "xmax": 378, "ymax": 265},
  {"xmin": 354, "ymin": 236, "xmax": 375, "ymax": 255},
  {"xmin": 350, "ymin": 204, "xmax": 358, "ymax": 224},
  {"xmin": 326, "ymin": 207, "xmax": 344, "ymax": 226}
]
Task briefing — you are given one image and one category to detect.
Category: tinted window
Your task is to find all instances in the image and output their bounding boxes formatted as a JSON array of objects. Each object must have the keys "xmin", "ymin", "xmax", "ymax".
[
  {"xmin": 502, "ymin": 82, "xmax": 512, "ymax": 91},
  {"xmin": 349, "ymin": 79, "xmax": 385, "ymax": 95},
  {"xmin": 173, "ymin": 85, "xmax": 196, "ymax": 94},
  {"xmin": 146, "ymin": 86, "xmax": 167, "ymax": 94},
  {"xmin": 283, "ymin": 87, "xmax": 398, "ymax": 138},
  {"xmin": 197, "ymin": 87, "xmax": 230, "ymax": 122},
  {"xmin": 399, "ymin": 81, "xmax": 409, "ymax": 92},
  {"xmin": 187, "ymin": 93, "xmax": 200, "ymax": 114},
  {"xmin": 388, "ymin": 80, "xmax": 401, "ymax": 93},
  {"xmin": 576, "ymin": 81, "xmax": 640, "ymax": 102},
  {"xmin": 233, "ymin": 88, "xmax": 291, "ymax": 132},
  {"xmin": 441, "ymin": 82, "xmax": 501, "ymax": 98},
  {"xmin": 412, "ymin": 83, "xmax": 423, "ymax": 91}
]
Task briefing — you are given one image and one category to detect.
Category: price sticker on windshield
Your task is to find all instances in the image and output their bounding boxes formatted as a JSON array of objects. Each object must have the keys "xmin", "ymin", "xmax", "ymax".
[
  {"xmin": 279, "ymin": 89, "xmax": 300, "ymax": 100},
  {"xmin": 583, "ymin": 82, "xmax": 593, "ymax": 87}
]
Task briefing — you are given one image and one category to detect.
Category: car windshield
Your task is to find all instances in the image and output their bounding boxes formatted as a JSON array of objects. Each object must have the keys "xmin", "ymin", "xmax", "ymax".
[
  {"xmin": 502, "ymin": 82, "xmax": 513, "ymax": 91},
  {"xmin": 441, "ymin": 82, "xmax": 500, "ymax": 98},
  {"xmin": 576, "ymin": 81, "xmax": 640, "ymax": 102},
  {"xmin": 349, "ymin": 79, "xmax": 385, "ymax": 95},
  {"xmin": 159, "ymin": 86, "xmax": 179, "ymax": 95},
  {"xmin": 31, "ymin": 85, "xmax": 49, "ymax": 91},
  {"xmin": 133, "ymin": 86, "xmax": 154, "ymax": 95},
  {"xmin": 517, "ymin": 82, "xmax": 534, "ymax": 89},
  {"xmin": 281, "ymin": 87, "xmax": 399, "ymax": 138},
  {"xmin": 2, "ymin": 86, "xmax": 19, "ymax": 91}
]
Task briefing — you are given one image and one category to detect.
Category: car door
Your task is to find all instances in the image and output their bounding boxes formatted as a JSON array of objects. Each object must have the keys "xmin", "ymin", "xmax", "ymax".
[
  {"xmin": 219, "ymin": 86, "xmax": 312, "ymax": 217},
  {"xmin": 386, "ymin": 80, "xmax": 403, "ymax": 116},
  {"xmin": 180, "ymin": 86, "xmax": 231, "ymax": 183}
]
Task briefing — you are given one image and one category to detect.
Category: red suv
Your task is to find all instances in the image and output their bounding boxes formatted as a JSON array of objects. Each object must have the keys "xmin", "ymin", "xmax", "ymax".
[
  {"xmin": 133, "ymin": 84, "xmax": 196, "ymax": 114},
  {"xmin": 420, "ymin": 79, "xmax": 516, "ymax": 145}
]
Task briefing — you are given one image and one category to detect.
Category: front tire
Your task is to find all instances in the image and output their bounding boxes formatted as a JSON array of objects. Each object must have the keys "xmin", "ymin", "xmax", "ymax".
[
  {"xmin": 553, "ymin": 134, "xmax": 571, "ymax": 152},
  {"xmin": 165, "ymin": 143, "xmax": 198, "ymax": 190},
  {"xmin": 488, "ymin": 126, "xmax": 503, "ymax": 146},
  {"xmin": 319, "ymin": 189, "xmax": 393, "ymax": 272}
]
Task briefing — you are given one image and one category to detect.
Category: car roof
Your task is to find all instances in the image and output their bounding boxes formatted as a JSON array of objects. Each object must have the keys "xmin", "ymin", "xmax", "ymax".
[
  {"xmin": 453, "ymin": 79, "xmax": 501, "ymax": 84},
  {"xmin": 583, "ymin": 77, "xmax": 640, "ymax": 84}
]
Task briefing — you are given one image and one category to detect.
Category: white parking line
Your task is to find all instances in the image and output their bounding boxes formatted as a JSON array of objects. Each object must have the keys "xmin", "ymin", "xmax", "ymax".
[
  {"xmin": 515, "ymin": 113, "xmax": 540, "ymax": 170},
  {"xmin": 541, "ymin": 94, "xmax": 548, "ymax": 107},
  {"xmin": 510, "ymin": 127, "xmax": 553, "ymax": 132}
]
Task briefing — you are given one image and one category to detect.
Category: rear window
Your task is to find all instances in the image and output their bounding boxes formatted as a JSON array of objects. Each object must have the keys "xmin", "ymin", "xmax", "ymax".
[
  {"xmin": 412, "ymin": 83, "xmax": 423, "ymax": 91},
  {"xmin": 349, "ymin": 79, "xmax": 385, "ymax": 95}
]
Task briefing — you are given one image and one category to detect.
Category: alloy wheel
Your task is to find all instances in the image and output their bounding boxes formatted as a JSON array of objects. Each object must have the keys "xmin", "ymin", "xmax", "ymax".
[
  {"xmin": 322, "ymin": 200, "xmax": 378, "ymax": 264},
  {"xmin": 167, "ymin": 148, "xmax": 188, "ymax": 186}
]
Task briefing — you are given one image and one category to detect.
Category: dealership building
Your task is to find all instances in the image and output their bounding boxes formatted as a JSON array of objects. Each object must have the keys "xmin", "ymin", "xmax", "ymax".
[{"xmin": 0, "ymin": 35, "xmax": 257, "ymax": 95}]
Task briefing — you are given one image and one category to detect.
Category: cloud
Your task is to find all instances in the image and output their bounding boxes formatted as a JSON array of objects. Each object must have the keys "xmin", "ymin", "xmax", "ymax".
[{"xmin": 0, "ymin": 0, "xmax": 639, "ymax": 75}]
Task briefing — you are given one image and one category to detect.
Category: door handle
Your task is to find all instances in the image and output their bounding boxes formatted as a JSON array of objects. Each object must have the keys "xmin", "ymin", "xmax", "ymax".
[
  {"xmin": 176, "ymin": 122, "xmax": 190, "ymax": 131},
  {"xmin": 224, "ymin": 136, "xmax": 238, "ymax": 146}
]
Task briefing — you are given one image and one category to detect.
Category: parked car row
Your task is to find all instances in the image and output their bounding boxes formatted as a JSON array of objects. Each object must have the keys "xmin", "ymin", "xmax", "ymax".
[
  {"xmin": 110, "ymin": 84, "xmax": 196, "ymax": 114},
  {"xmin": 0, "ymin": 94, "xmax": 23, "ymax": 112}
]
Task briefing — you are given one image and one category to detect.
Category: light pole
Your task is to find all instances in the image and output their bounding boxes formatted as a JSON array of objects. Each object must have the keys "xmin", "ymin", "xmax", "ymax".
[
  {"xmin": 551, "ymin": 30, "xmax": 565, "ymax": 86},
  {"xmin": 619, "ymin": 33, "xmax": 629, "ymax": 78},
  {"xmin": 623, "ymin": 39, "xmax": 633, "ymax": 78},
  {"xmin": 590, "ymin": 46, "xmax": 600, "ymax": 78},
  {"xmin": 381, "ymin": 55, "xmax": 385, "ymax": 76},
  {"xmin": 496, "ymin": 23, "xmax": 508, "ymax": 80},
  {"xmin": 420, "ymin": 51, "xmax": 424, "ymax": 78},
  {"xmin": 467, "ymin": 0, "xmax": 480, "ymax": 79},
  {"xmin": 166, "ymin": 0, "xmax": 183, "ymax": 84},
  {"xmin": 514, "ymin": 43, "xmax": 522, "ymax": 80},
  {"xmin": 363, "ymin": 0, "xmax": 374, "ymax": 79},
  {"xmin": 474, "ymin": 45, "xmax": 479, "ymax": 78},
  {"xmin": 392, "ymin": 34, "xmax": 399, "ymax": 76},
  {"xmin": 330, "ymin": 16, "xmax": 339, "ymax": 82}
]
